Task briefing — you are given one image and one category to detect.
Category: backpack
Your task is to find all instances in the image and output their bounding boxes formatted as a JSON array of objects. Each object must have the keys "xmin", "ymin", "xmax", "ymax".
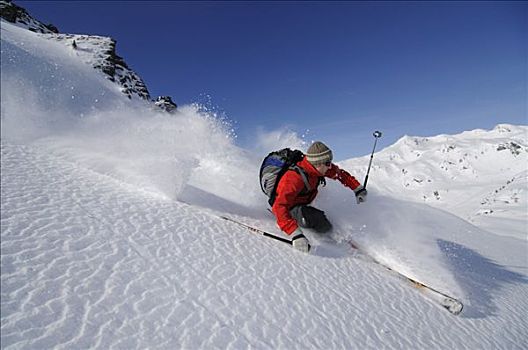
[{"xmin": 259, "ymin": 148, "xmax": 311, "ymax": 206}]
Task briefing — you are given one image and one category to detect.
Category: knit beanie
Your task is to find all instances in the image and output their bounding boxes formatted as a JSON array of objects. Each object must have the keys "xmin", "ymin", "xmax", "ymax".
[{"xmin": 306, "ymin": 141, "xmax": 333, "ymax": 166}]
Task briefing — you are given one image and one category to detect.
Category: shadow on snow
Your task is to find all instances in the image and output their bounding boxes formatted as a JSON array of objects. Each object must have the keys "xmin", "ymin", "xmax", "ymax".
[{"xmin": 437, "ymin": 239, "xmax": 528, "ymax": 319}]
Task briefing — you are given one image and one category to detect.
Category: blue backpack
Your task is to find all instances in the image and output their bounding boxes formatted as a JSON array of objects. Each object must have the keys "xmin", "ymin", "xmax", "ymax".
[{"xmin": 259, "ymin": 148, "xmax": 311, "ymax": 206}]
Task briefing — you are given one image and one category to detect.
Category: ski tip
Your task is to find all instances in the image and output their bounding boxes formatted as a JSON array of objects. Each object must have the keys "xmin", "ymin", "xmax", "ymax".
[{"xmin": 443, "ymin": 299, "xmax": 464, "ymax": 315}]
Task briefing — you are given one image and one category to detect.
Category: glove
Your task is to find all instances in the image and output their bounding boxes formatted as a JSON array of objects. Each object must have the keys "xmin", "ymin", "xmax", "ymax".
[
  {"xmin": 291, "ymin": 228, "xmax": 311, "ymax": 253},
  {"xmin": 354, "ymin": 185, "xmax": 368, "ymax": 204}
]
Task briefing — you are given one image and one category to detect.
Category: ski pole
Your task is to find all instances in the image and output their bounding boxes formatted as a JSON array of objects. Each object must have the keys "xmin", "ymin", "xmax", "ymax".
[{"xmin": 363, "ymin": 130, "xmax": 382, "ymax": 189}]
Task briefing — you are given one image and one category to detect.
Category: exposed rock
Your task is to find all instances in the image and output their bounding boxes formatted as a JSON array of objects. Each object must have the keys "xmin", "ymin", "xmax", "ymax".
[
  {"xmin": 154, "ymin": 96, "xmax": 178, "ymax": 113},
  {"xmin": 497, "ymin": 142, "xmax": 523, "ymax": 156},
  {"xmin": 0, "ymin": 0, "xmax": 58, "ymax": 33}
]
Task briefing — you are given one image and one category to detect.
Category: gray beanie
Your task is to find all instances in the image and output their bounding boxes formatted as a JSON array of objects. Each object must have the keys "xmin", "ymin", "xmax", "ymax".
[{"xmin": 306, "ymin": 141, "xmax": 333, "ymax": 166}]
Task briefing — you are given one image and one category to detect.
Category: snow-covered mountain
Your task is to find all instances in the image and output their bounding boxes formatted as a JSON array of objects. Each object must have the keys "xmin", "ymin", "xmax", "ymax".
[
  {"xmin": 1, "ymin": 7, "xmax": 527, "ymax": 350},
  {"xmin": 341, "ymin": 125, "xmax": 528, "ymax": 240},
  {"xmin": 0, "ymin": 0, "xmax": 177, "ymax": 110}
]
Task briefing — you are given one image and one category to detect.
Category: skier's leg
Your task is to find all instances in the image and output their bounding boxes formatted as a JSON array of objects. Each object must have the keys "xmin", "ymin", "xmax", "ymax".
[{"xmin": 290, "ymin": 205, "xmax": 332, "ymax": 233}]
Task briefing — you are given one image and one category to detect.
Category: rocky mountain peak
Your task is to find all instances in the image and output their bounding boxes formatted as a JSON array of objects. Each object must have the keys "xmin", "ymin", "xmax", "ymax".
[
  {"xmin": 1, "ymin": 0, "xmax": 57, "ymax": 33},
  {"xmin": 1, "ymin": 0, "xmax": 177, "ymax": 112}
]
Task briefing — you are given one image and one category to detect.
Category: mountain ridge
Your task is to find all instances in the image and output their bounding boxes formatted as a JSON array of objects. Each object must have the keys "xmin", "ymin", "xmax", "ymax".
[{"xmin": 340, "ymin": 123, "xmax": 527, "ymax": 239}]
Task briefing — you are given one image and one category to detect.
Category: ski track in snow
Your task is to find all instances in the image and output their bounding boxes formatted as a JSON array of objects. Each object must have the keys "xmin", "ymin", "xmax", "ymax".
[{"xmin": 2, "ymin": 141, "xmax": 528, "ymax": 349}]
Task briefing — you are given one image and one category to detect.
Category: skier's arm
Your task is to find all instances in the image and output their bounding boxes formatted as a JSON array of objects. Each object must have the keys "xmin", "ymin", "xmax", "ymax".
[{"xmin": 325, "ymin": 164, "xmax": 361, "ymax": 191}]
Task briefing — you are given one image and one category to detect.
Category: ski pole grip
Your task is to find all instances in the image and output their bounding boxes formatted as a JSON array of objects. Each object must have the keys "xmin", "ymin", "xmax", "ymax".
[{"xmin": 363, "ymin": 130, "xmax": 382, "ymax": 189}]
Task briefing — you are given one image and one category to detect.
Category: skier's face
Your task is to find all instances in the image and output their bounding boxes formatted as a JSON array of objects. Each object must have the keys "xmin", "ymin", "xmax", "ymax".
[{"xmin": 315, "ymin": 162, "xmax": 331, "ymax": 175}]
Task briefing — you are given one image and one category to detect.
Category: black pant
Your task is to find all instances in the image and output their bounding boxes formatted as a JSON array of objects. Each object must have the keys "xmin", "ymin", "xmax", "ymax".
[{"xmin": 290, "ymin": 205, "xmax": 332, "ymax": 233}]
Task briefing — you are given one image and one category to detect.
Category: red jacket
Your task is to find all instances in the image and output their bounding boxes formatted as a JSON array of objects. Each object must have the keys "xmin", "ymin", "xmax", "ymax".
[{"xmin": 271, "ymin": 157, "xmax": 361, "ymax": 234}]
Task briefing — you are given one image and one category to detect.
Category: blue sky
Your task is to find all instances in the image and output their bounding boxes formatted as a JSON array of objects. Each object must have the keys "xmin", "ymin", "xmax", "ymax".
[{"xmin": 18, "ymin": 1, "xmax": 527, "ymax": 160}]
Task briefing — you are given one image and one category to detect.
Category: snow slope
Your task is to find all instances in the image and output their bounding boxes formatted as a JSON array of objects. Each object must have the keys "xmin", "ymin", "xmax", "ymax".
[
  {"xmin": 3, "ymin": 141, "xmax": 528, "ymax": 349},
  {"xmin": 2, "ymin": 18, "xmax": 528, "ymax": 349}
]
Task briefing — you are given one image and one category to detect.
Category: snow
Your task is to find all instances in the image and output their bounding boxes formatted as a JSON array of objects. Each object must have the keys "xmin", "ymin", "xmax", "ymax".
[
  {"xmin": 2, "ymin": 19, "xmax": 528, "ymax": 349},
  {"xmin": 340, "ymin": 126, "xmax": 528, "ymax": 241}
]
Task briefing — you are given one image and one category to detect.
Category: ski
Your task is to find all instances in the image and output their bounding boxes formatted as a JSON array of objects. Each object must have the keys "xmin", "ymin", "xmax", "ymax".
[
  {"xmin": 220, "ymin": 215, "xmax": 462, "ymax": 315},
  {"xmin": 346, "ymin": 240, "xmax": 464, "ymax": 315},
  {"xmin": 219, "ymin": 215, "xmax": 294, "ymax": 247}
]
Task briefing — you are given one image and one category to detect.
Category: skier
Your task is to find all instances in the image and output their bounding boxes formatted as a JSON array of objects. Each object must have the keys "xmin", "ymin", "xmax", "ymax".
[{"xmin": 271, "ymin": 141, "xmax": 367, "ymax": 252}]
